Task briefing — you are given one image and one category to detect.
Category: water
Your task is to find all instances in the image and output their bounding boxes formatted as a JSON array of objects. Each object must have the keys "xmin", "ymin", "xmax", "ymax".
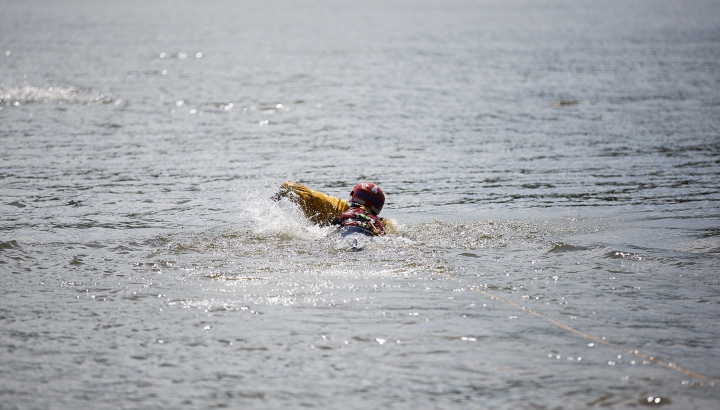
[{"xmin": 1, "ymin": 0, "xmax": 719, "ymax": 408}]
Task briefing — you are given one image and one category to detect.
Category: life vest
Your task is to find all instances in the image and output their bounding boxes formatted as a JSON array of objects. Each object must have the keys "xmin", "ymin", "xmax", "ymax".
[{"xmin": 333, "ymin": 202, "xmax": 385, "ymax": 236}]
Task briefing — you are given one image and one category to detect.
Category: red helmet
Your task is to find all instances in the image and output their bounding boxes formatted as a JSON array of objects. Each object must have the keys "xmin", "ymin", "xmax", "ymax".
[{"xmin": 350, "ymin": 182, "xmax": 385, "ymax": 215}]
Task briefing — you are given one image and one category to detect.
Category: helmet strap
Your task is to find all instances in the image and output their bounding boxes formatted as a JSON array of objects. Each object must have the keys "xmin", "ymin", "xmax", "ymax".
[{"xmin": 350, "ymin": 202, "xmax": 375, "ymax": 215}]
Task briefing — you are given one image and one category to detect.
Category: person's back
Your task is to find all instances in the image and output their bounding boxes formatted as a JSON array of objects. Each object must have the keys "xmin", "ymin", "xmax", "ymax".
[{"xmin": 332, "ymin": 183, "xmax": 385, "ymax": 236}]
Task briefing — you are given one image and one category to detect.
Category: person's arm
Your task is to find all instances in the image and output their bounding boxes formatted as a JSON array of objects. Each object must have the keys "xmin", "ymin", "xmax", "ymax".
[{"xmin": 278, "ymin": 181, "xmax": 349, "ymax": 226}]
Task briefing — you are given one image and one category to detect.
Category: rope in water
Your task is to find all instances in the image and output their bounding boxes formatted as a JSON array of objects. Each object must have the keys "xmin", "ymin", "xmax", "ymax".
[{"xmin": 407, "ymin": 244, "xmax": 710, "ymax": 381}]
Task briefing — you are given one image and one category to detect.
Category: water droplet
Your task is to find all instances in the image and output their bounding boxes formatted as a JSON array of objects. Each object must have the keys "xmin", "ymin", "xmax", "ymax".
[
  {"xmin": 196, "ymin": 52, "xmax": 202, "ymax": 58},
  {"xmin": 161, "ymin": 70, "xmax": 167, "ymax": 75},
  {"xmin": 376, "ymin": 338, "xmax": 386, "ymax": 345}
]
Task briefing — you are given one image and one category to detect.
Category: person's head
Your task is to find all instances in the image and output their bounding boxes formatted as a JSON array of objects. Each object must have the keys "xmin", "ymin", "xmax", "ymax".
[{"xmin": 349, "ymin": 182, "xmax": 385, "ymax": 215}]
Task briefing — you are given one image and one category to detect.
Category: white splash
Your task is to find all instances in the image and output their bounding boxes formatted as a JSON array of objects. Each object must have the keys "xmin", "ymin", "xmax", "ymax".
[
  {"xmin": 238, "ymin": 181, "xmax": 332, "ymax": 240},
  {"xmin": 0, "ymin": 85, "xmax": 114, "ymax": 105}
]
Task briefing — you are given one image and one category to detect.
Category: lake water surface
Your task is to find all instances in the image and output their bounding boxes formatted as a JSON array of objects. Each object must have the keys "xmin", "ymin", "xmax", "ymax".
[{"xmin": 2, "ymin": 0, "xmax": 720, "ymax": 408}]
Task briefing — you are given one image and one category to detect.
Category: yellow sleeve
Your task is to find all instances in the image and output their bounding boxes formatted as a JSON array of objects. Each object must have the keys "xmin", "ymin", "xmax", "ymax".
[{"xmin": 280, "ymin": 181, "xmax": 349, "ymax": 226}]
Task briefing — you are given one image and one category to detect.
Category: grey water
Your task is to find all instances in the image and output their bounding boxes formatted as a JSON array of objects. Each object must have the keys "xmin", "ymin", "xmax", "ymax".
[{"xmin": 1, "ymin": 0, "xmax": 720, "ymax": 408}]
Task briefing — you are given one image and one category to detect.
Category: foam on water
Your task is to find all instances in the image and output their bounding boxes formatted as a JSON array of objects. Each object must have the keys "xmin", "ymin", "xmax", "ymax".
[
  {"xmin": 238, "ymin": 182, "xmax": 334, "ymax": 241},
  {"xmin": 0, "ymin": 85, "xmax": 116, "ymax": 106},
  {"xmin": 398, "ymin": 217, "xmax": 609, "ymax": 252}
]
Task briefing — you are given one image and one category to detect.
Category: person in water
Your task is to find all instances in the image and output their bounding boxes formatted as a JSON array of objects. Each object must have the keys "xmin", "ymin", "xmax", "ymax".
[
  {"xmin": 274, "ymin": 181, "xmax": 390, "ymax": 236},
  {"xmin": 331, "ymin": 182, "xmax": 386, "ymax": 236}
]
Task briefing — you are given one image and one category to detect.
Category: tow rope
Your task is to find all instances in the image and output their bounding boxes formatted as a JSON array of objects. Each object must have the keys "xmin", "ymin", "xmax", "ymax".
[{"xmin": 407, "ymin": 244, "xmax": 710, "ymax": 381}]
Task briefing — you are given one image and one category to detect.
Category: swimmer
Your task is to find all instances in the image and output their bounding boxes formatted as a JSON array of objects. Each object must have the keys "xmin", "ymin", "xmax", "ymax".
[{"xmin": 274, "ymin": 181, "xmax": 392, "ymax": 236}]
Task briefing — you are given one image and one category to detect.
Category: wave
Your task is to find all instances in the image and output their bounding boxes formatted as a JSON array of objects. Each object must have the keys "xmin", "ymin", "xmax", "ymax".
[{"xmin": 0, "ymin": 85, "xmax": 117, "ymax": 106}]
